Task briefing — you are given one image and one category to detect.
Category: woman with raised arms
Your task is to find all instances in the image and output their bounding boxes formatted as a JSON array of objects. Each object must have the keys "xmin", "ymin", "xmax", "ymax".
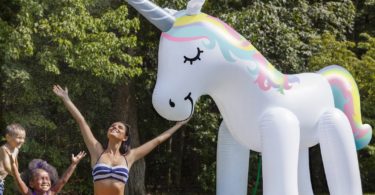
[{"xmin": 53, "ymin": 85, "xmax": 189, "ymax": 195}]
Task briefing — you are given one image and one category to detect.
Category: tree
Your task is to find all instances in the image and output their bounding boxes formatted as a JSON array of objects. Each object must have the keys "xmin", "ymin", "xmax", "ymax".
[
  {"xmin": 353, "ymin": 0, "xmax": 375, "ymax": 38},
  {"xmin": 1, "ymin": 0, "xmax": 143, "ymax": 193}
]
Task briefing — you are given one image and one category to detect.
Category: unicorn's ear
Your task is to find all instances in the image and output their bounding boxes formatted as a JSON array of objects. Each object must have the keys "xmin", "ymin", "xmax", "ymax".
[{"xmin": 186, "ymin": 0, "xmax": 206, "ymax": 15}]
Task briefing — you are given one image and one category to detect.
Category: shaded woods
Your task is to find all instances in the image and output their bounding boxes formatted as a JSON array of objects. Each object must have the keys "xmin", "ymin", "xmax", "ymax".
[{"xmin": 1, "ymin": 0, "xmax": 374, "ymax": 194}]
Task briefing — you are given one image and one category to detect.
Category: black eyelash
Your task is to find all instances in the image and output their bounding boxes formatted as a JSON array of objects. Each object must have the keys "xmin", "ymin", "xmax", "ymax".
[{"xmin": 184, "ymin": 47, "xmax": 204, "ymax": 65}]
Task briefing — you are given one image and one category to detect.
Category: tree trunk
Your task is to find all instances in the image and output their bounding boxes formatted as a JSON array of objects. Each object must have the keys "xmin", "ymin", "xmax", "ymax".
[{"xmin": 114, "ymin": 81, "xmax": 146, "ymax": 195}]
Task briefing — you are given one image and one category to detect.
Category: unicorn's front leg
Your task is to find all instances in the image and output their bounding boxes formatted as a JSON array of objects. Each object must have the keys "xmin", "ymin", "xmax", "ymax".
[
  {"xmin": 298, "ymin": 147, "xmax": 314, "ymax": 195},
  {"xmin": 217, "ymin": 122, "xmax": 250, "ymax": 195},
  {"xmin": 317, "ymin": 108, "xmax": 362, "ymax": 195},
  {"xmin": 259, "ymin": 108, "xmax": 300, "ymax": 195}
]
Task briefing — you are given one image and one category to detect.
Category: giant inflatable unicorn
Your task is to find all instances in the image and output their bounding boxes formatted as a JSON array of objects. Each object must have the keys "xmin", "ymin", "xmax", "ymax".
[{"xmin": 125, "ymin": 0, "xmax": 372, "ymax": 194}]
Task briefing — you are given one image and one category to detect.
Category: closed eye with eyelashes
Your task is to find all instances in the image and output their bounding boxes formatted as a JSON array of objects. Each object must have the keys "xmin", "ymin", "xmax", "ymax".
[{"xmin": 184, "ymin": 47, "xmax": 204, "ymax": 65}]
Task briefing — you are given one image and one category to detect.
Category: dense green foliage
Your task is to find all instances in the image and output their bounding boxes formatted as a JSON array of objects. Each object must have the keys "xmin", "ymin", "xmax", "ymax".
[
  {"xmin": 1, "ymin": 0, "xmax": 374, "ymax": 194},
  {"xmin": 1, "ymin": 0, "xmax": 142, "ymax": 193}
]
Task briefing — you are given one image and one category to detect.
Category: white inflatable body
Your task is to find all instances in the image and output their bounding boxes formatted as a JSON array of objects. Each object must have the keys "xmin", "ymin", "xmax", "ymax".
[{"xmin": 125, "ymin": 0, "xmax": 372, "ymax": 194}]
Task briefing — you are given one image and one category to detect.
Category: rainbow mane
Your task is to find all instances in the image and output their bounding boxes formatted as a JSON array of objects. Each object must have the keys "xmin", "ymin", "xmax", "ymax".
[{"xmin": 162, "ymin": 13, "xmax": 299, "ymax": 94}]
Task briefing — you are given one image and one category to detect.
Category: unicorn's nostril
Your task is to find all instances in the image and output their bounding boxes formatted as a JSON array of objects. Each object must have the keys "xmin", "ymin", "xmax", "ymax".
[{"xmin": 169, "ymin": 99, "xmax": 175, "ymax": 107}]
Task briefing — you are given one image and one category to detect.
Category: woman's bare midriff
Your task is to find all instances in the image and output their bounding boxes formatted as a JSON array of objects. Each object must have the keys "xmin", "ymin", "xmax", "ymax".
[{"xmin": 94, "ymin": 179, "xmax": 125, "ymax": 195}]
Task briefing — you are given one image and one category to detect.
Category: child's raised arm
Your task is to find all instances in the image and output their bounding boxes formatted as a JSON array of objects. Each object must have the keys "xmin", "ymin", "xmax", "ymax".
[
  {"xmin": 51, "ymin": 151, "xmax": 86, "ymax": 193},
  {"xmin": 5, "ymin": 149, "xmax": 31, "ymax": 195},
  {"xmin": 53, "ymin": 85, "xmax": 103, "ymax": 163}
]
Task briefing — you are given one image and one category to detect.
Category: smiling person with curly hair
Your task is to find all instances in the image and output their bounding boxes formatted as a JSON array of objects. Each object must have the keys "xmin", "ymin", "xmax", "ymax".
[{"xmin": 7, "ymin": 150, "xmax": 86, "ymax": 195}]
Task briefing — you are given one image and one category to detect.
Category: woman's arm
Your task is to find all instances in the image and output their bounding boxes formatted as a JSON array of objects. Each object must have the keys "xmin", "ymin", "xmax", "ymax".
[
  {"xmin": 53, "ymin": 85, "xmax": 103, "ymax": 160},
  {"xmin": 51, "ymin": 151, "xmax": 86, "ymax": 193},
  {"xmin": 5, "ymin": 149, "xmax": 31, "ymax": 195},
  {"xmin": 128, "ymin": 120, "xmax": 189, "ymax": 166}
]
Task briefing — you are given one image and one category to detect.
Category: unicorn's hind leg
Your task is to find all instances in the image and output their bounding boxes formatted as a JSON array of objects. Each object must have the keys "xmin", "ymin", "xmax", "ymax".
[
  {"xmin": 217, "ymin": 122, "xmax": 250, "ymax": 195},
  {"xmin": 259, "ymin": 108, "xmax": 300, "ymax": 195},
  {"xmin": 317, "ymin": 108, "xmax": 362, "ymax": 195}
]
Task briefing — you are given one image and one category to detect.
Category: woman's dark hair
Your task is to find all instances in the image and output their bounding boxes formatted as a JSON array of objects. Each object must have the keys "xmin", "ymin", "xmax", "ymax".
[
  {"xmin": 119, "ymin": 122, "xmax": 131, "ymax": 155},
  {"xmin": 21, "ymin": 159, "xmax": 59, "ymax": 188},
  {"xmin": 105, "ymin": 121, "xmax": 131, "ymax": 155}
]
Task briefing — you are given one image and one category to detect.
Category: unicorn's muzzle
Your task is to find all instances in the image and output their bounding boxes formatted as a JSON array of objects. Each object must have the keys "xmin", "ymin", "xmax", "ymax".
[{"xmin": 152, "ymin": 91, "xmax": 194, "ymax": 121}]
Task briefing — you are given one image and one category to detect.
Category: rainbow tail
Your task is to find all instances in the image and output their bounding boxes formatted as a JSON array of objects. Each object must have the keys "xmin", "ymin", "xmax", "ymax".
[{"xmin": 319, "ymin": 65, "xmax": 372, "ymax": 150}]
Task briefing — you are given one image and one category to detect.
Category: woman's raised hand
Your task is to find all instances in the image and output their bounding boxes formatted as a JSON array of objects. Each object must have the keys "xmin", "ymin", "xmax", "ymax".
[
  {"xmin": 175, "ymin": 117, "xmax": 191, "ymax": 127},
  {"xmin": 53, "ymin": 85, "xmax": 70, "ymax": 101},
  {"xmin": 71, "ymin": 151, "xmax": 87, "ymax": 165}
]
